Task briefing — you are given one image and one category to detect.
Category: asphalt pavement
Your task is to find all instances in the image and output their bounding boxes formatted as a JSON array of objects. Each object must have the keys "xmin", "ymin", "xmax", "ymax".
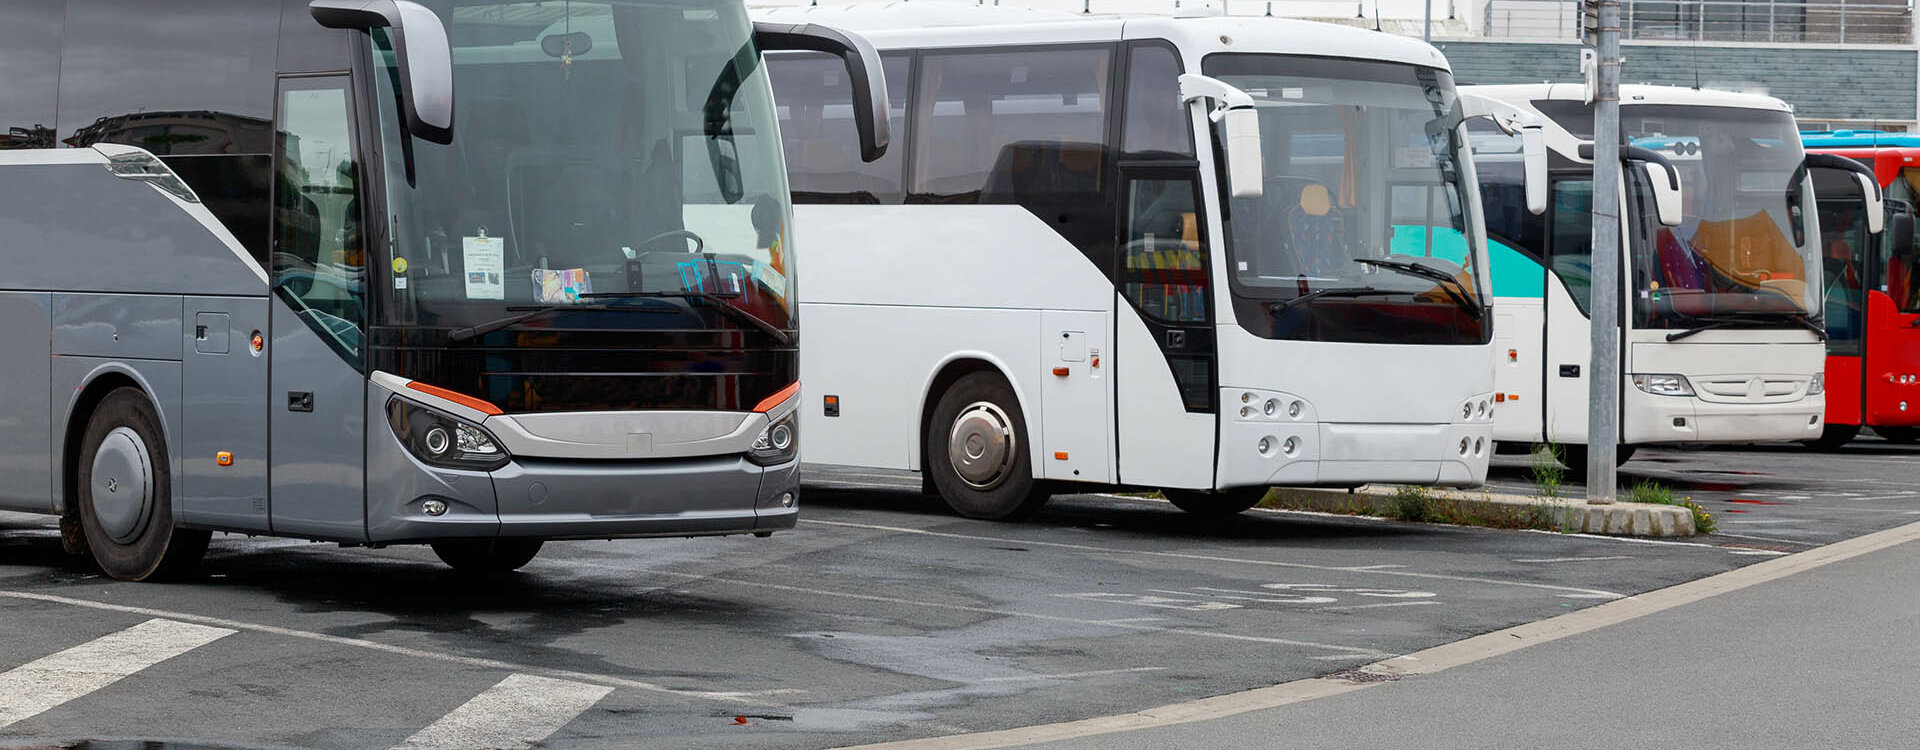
[{"xmin": 0, "ymin": 439, "xmax": 1915, "ymax": 750}]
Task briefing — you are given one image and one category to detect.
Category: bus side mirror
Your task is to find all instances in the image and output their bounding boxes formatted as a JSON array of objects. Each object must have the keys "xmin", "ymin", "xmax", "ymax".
[
  {"xmin": 1891, "ymin": 212, "xmax": 1915, "ymax": 257},
  {"xmin": 311, "ymin": 0, "xmax": 455, "ymax": 145},
  {"xmin": 1616, "ymin": 145, "xmax": 1684, "ymax": 227},
  {"xmin": 1804, "ymin": 153, "xmax": 1887, "ymax": 235},
  {"xmin": 755, "ymin": 22, "xmax": 890, "ymax": 163},
  {"xmin": 1458, "ymin": 93, "xmax": 1546, "ymax": 215},
  {"xmin": 1179, "ymin": 74, "xmax": 1263, "ymax": 199}
]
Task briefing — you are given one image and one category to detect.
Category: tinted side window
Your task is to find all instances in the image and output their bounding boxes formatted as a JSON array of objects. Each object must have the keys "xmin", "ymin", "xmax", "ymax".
[
  {"xmin": 59, "ymin": 0, "xmax": 279, "ymax": 155},
  {"xmin": 911, "ymin": 47, "xmax": 1112, "ymax": 201},
  {"xmin": 0, "ymin": 0, "xmax": 62, "ymax": 149},
  {"xmin": 60, "ymin": 0, "xmax": 280, "ymax": 262},
  {"xmin": 1121, "ymin": 43, "xmax": 1191, "ymax": 158},
  {"xmin": 770, "ymin": 51, "xmax": 910, "ymax": 204},
  {"xmin": 1550, "ymin": 179, "xmax": 1596, "ymax": 315}
]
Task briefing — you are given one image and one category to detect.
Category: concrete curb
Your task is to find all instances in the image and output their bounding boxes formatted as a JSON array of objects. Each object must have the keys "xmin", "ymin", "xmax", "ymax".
[{"xmin": 1264, "ymin": 486, "xmax": 1698, "ymax": 537}]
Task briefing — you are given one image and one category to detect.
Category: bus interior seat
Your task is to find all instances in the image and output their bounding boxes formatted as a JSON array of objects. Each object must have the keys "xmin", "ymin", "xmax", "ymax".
[{"xmin": 1289, "ymin": 182, "xmax": 1348, "ymax": 277}]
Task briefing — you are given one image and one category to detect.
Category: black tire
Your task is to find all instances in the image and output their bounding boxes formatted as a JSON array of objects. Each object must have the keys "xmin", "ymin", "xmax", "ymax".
[
  {"xmin": 1554, "ymin": 444, "xmax": 1635, "ymax": 470},
  {"xmin": 1163, "ymin": 487, "xmax": 1268, "ymax": 517},
  {"xmin": 1873, "ymin": 426, "xmax": 1920, "ymax": 444},
  {"xmin": 431, "ymin": 540, "xmax": 544, "ymax": 574},
  {"xmin": 76, "ymin": 388, "xmax": 209, "ymax": 582},
  {"xmin": 1803, "ymin": 423, "xmax": 1861, "ymax": 450},
  {"xmin": 925, "ymin": 372, "xmax": 1050, "ymax": 520}
]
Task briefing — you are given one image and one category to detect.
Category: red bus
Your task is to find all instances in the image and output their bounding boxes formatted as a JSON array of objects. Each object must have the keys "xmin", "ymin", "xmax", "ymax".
[{"xmin": 1802, "ymin": 130, "xmax": 1920, "ymax": 447}]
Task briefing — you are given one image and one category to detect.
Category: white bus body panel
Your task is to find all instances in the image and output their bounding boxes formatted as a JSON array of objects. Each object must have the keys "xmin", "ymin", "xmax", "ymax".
[
  {"xmin": 795, "ymin": 205, "xmax": 1116, "ymax": 479},
  {"xmin": 1114, "ymin": 298, "xmax": 1212, "ymax": 489},
  {"xmin": 1491, "ymin": 301, "xmax": 1546, "ymax": 444}
]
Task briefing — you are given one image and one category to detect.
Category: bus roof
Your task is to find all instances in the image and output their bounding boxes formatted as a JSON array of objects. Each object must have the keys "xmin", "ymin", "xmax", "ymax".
[
  {"xmin": 752, "ymin": 3, "xmax": 1450, "ymax": 70},
  {"xmin": 1465, "ymin": 83, "xmax": 1792, "ymax": 113},
  {"xmin": 1801, "ymin": 130, "xmax": 1920, "ymax": 149}
]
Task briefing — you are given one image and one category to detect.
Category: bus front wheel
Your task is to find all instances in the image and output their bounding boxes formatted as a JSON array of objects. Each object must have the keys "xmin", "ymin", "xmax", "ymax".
[
  {"xmin": 76, "ymin": 388, "xmax": 210, "ymax": 582},
  {"xmin": 926, "ymin": 372, "xmax": 1050, "ymax": 520},
  {"xmin": 1163, "ymin": 487, "xmax": 1268, "ymax": 517},
  {"xmin": 431, "ymin": 540, "xmax": 543, "ymax": 574}
]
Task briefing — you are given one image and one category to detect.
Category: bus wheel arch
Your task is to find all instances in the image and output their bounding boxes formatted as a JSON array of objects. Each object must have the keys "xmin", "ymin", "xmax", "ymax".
[
  {"xmin": 64, "ymin": 380, "xmax": 208, "ymax": 581},
  {"xmin": 920, "ymin": 363, "xmax": 1050, "ymax": 520}
]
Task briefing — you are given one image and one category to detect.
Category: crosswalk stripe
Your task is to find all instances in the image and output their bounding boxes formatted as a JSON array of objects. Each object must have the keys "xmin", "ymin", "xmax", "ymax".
[
  {"xmin": 394, "ymin": 674, "xmax": 613, "ymax": 750},
  {"xmin": 0, "ymin": 618, "xmax": 235, "ymax": 729}
]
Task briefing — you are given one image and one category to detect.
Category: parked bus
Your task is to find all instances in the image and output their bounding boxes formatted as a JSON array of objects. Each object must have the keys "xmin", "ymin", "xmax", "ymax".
[
  {"xmin": 1465, "ymin": 84, "xmax": 1867, "ymax": 467},
  {"xmin": 759, "ymin": 4, "xmax": 1547, "ymax": 519},
  {"xmin": 1800, "ymin": 129, "xmax": 1920, "ymax": 447},
  {"xmin": 0, "ymin": 0, "xmax": 887, "ymax": 580}
]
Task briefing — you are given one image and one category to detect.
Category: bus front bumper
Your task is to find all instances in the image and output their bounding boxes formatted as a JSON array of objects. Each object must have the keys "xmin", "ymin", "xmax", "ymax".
[
  {"xmin": 1218, "ymin": 389, "xmax": 1495, "ymax": 489},
  {"xmin": 1621, "ymin": 389, "xmax": 1825, "ymax": 445},
  {"xmin": 367, "ymin": 453, "xmax": 798, "ymax": 544}
]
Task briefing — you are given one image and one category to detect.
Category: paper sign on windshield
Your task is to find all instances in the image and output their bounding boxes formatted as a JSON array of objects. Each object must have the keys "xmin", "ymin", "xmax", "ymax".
[{"xmin": 463, "ymin": 236, "xmax": 505, "ymax": 300}]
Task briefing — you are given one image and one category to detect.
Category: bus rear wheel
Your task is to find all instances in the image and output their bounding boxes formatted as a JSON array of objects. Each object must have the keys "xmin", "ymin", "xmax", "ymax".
[
  {"xmin": 1803, "ymin": 423, "xmax": 1860, "ymax": 450},
  {"xmin": 76, "ymin": 388, "xmax": 209, "ymax": 582},
  {"xmin": 1873, "ymin": 426, "xmax": 1920, "ymax": 444},
  {"xmin": 1163, "ymin": 487, "xmax": 1268, "ymax": 517},
  {"xmin": 431, "ymin": 540, "xmax": 544, "ymax": 574},
  {"xmin": 926, "ymin": 372, "xmax": 1050, "ymax": 520}
]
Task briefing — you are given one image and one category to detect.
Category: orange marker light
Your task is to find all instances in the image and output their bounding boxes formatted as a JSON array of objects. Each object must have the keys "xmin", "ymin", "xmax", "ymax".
[
  {"xmin": 1495, "ymin": 393, "xmax": 1506, "ymax": 403},
  {"xmin": 250, "ymin": 332, "xmax": 264, "ymax": 354},
  {"xmin": 754, "ymin": 381, "xmax": 801, "ymax": 413},
  {"xmin": 1052, "ymin": 367, "xmax": 1070, "ymax": 377},
  {"xmin": 1507, "ymin": 349, "xmax": 1518, "ymax": 362},
  {"xmin": 1054, "ymin": 451, "xmax": 1069, "ymax": 461},
  {"xmin": 406, "ymin": 381, "xmax": 504, "ymax": 416},
  {"xmin": 215, "ymin": 451, "xmax": 233, "ymax": 467}
]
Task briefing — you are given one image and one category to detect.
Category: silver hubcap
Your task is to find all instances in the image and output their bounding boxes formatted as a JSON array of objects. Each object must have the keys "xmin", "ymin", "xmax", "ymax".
[
  {"xmin": 948, "ymin": 402, "xmax": 1017, "ymax": 491},
  {"xmin": 91, "ymin": 426, "xmax": 153, "ymax": 544}
]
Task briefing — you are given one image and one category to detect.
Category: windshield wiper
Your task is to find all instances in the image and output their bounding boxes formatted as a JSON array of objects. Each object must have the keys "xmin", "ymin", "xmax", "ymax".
[
  {"xmin": 1267, "ymin": 286, "xmax": 1403, "ymax": 314},
  {"xmin": 1353, "ymin": 258, "xmax": 1484, "ymax": 320},
  {"xmin": 448, "ymin": 303, "xmax": 613, "ymax": 342},
  {"xmin": 1665, "ymin": 312, "xmax": 1827, "ymax": 342},
  {"xmin": 582, "ymin": 291, "xmax": 794, "ymax": 345}
]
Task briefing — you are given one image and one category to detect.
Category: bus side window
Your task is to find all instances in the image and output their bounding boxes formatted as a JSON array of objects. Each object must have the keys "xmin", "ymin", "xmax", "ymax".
[
  {"xmin": 273, "ymin": 80, "xmax": 366, "ymax": 364},
  {"xmin": 768, "ymin": 51, "xmax": 911, "ymax": 205},
  {"xmin": 1120, "ymin": 42, "xmax": 1191, "ymax": 159},
  {"xmin": 1548, "ymin": 179, "xmax": 1596, "ymax": 315}
]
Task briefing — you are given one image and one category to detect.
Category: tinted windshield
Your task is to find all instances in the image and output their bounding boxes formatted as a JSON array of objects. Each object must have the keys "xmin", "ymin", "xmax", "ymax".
[
  {"xmin": 1621, "ymin": 105, "xmax": 1820, "ymax": 328},
  {"xmin": 370, "ymin": 0, "xmax": 794, "ymax": 335},
  {"xmin": 1205, "ymin": 55, "xmax": 1485, "ymax": 345}
]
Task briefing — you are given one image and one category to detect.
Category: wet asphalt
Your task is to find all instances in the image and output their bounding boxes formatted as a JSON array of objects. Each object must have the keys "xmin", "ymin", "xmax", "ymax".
[{"xmin": 0, "ymin": 436, "xmax": 1916, "ymax": 750}]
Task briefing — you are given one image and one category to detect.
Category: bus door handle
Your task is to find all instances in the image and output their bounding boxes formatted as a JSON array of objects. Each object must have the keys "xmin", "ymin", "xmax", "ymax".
[
  {"xmin": 1559, "ymin": 365, "xmax": 1581, "ymax": 378},
  {"xmin": 287, "ymin": 391, "xmax": 314, "ymax": 412}
]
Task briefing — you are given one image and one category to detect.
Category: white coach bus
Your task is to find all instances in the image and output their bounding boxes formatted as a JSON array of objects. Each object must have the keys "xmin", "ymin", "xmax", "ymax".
[
  {"xmin": 1466, "ymin": 84, "xmax": 1861, "ymax": 467},
  {"xmin": 761, "ymin": 4, "xmax": 1547, "ymax": 519}
]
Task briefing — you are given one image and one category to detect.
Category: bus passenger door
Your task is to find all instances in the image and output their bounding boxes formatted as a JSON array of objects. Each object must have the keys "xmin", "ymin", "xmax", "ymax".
[
  {"xmin": 1864, "ymin": 199, "xmax": 1920, "ymax": 427},
  {"xmin": 1113, "ymin": 171, "xmax": 1218, "ymax": 489},
  {"xmin": 268, "ymin": 75, "xmax": 369, "ymax": 541},
  {"xmin": 1543, "ymin": 179, "xmax": 1596, "ymax": 444}
]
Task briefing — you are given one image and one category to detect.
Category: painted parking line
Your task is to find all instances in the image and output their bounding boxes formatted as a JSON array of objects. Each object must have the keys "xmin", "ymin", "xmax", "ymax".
[
  {"xmin": 0, "ymin": 618, "xmax": 235, "ymax": 730},
  {"xmin": 800, "ymin": 518, "xmax": 1627, "ymax": 599},
  {"xmin": 1511, "ymin": 556, "xmax": 1633, "ymax": 563},
  {"xmin": 394, "ymin": 674, "xmax": 612, "ymax": 750}
]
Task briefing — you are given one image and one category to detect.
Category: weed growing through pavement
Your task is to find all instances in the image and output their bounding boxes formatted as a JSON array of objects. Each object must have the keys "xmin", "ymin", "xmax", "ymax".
[
  {"xmin": 1529, "ymin": 443, "xmax": 1565, "ymax": 499},
  {"xmin": 1390, "ymin": 485, "xmax": 1444, "ymax": 523},
  {"xmin": 1627, "ymin": 480, "xmax": 1716, "ymax": 534}
]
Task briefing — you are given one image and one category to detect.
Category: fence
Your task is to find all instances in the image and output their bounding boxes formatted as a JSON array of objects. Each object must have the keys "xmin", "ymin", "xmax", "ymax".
[{"xmin": 1484, "ymin": 0, "xmax": 1913, "ymax": 44}]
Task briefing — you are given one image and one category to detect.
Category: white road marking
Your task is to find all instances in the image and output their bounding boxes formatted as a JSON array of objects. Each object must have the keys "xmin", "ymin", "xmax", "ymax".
[
  {"xmin": 1714, "ymin": 532, "xmax": 1822, "ymax": 545},
  {"xmin": 394, "ymin": 674, "xmax": 611, "ymax": 750},
  {"xmin": 1336, "ymin": 564, "xmax": 1407, "ymax": 571},
  {"xmin": 1523, "ymin": 530, "xmax": 1787, "ymax": 555},
  {"xmin": 824, "ymin": 518, "xmax": 1920, "ymax": 750},
  {"xmin": 0, "ymin": 618, "xmax": 234, "ymax": 730},
  {"xmin": 549, "ymin": 559, "xmax": 1388, "ymax": 656},
  {"xmin": 1512, "ymin": 555, "xmax": 1633, "ymax": 563},
  {"xmin": 1316, "ymin": 601, "xmax": 1440, "ymax": 612},
  {"xmin": 801, "ymin": 519, "xmax": 1625, "ymax": 599},
  {"xmin": 977, "ymin": 667, "xmax": 1165, "ymax": 683},
  {"xmin": 0, "ymin": 591, "xmax": 775, "ymax": 706}
]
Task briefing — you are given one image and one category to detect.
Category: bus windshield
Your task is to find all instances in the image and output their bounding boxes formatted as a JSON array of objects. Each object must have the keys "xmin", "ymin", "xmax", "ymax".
[
  {"xmin": 369, "ymin": 0, "xmax": 794, "ymax": 336},
  {"xmin": 1621, "ymin": 105, "xmax": 1821, "ymax": 329},
  {"xmin": 1205, "ymin": 55, "xmax": 1485, "ymax": 345}
]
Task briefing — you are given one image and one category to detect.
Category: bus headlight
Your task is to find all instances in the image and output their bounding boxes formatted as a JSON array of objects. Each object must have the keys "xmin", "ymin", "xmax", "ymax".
[
  {"xmin": 385, "ymin": 398, "xmax": 510, "ymax": 471},
  {"xmin": 748, "ymin": 413, "xmax": 799, "ymax": 466},
  {"xmin": 1808, "ymin": 373, "xmax": 1825, "ymax": 395},
  {"xmin": 1631, "ymin": 374, "xmax": 1695, "ymax": 397}
]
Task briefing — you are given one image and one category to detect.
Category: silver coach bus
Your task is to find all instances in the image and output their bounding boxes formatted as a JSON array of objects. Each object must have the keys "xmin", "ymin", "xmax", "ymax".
[{"xmin": 0, "ymin": 0, "xmax": 886, "ymax": 580}]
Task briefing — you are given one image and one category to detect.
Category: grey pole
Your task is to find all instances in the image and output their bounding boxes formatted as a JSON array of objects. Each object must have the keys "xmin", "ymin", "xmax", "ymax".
[
  {"xmin": 1587, "ymin": 0, "xmax": 1622, "ymax": 504},
  {"xmin": 1424, "ymin": 0, "xmax": 1432, "ymax": 40}
]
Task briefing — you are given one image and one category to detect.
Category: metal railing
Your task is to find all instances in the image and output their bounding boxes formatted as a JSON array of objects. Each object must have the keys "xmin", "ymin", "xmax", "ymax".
[{"xmin": 1484, "ymin": 0, "xmax": 1913, "ymax": 44}]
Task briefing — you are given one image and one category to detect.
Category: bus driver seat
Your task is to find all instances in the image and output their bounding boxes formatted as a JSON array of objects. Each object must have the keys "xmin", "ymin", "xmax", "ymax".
[{"xmin": 1289, "ymin": 182, "xmax": 1345, "ymax": 277}]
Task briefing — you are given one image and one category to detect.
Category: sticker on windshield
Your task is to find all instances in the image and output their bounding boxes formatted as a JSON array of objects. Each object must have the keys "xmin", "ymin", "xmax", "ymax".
[{"xmin": 463, "ymin": 236, "xmax": 505, "ymax": 300}]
